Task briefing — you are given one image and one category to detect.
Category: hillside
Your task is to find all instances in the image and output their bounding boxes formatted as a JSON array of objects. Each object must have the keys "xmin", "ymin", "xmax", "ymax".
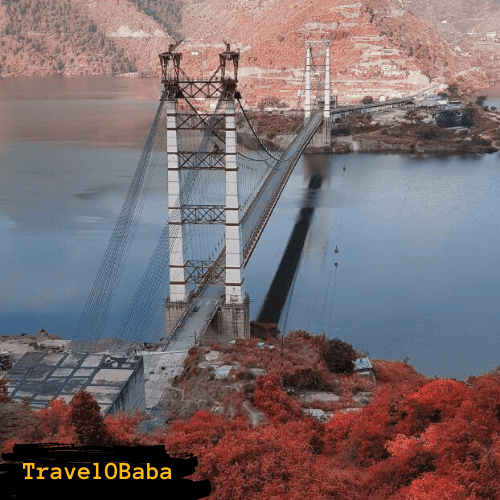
[
  {"xmin": 0, "ymin": 0, "xmax": 494, "ymax": 105},
  {"xmin": 392, "ymin": 0, "xmax": 500, "ymax": 82}
]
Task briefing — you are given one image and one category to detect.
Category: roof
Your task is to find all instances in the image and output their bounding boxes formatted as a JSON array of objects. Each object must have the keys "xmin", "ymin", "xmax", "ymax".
[{"xmin": 352, "ymin": 357, "xmax": 373, "ymax": 372}]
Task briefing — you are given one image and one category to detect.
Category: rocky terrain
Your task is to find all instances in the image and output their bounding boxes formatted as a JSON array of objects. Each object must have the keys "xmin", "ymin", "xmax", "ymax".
[
  {"xmin": 2, "ymin": 330, "xmax": 500, "ymax": 499},
  {"xmin": 0, "ymin": 0, "xmax": 497, "ymax": 107},
  {"xmin": 330, "ymin": 101, "xmax": 500, "ymax": 154},
  {"xmin": 0, "ymin": 328, "xmax": 375, "ymax": 435},
  {"xmin": 163, "ymin": 332, "xmax": 376, "ymax": 425},
  {"xmin": 393, "ymin": 0, "xmax": 500, "ymax": 83},
  {"xmin": 0, "ymin": 330, "xmax": 69, "ymax": 371}
]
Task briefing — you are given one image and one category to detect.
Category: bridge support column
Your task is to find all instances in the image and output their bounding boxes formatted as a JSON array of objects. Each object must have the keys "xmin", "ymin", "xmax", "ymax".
[
  {"xmin": 324, "ymin": 41, "xmax": 331, "ymax": 120},
  {"xmin": 217, "ymin": 98, "xmax": 250, "ymax": 341},
  {"xmin": 224, "ymin": 99, "xmax": 244, "ymax": 305},
  {"xmin": 201, "ymin": 296, "xmax": 250, "ymax": 345},
  {"xmin": 164, "ymin": 98, "xmax": 189, "ymax": 339},
  {"xmin": 166, "ymin": 99, "xmax": 186, "ymax": 302},
  {"xmin": 164, "ymin": 299, "xmax": 189, "ymax": 340},
  {"xmin": 309, "ymin": 118, "xmax": 331, "ymax": 148},
  {"xmin": 309, "ymin": 41, "xmax": 332, "ymax": 148}
]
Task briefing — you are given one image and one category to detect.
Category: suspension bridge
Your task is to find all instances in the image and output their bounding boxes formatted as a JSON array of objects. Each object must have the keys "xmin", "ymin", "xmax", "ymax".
[
  {"xmin": 69, "ymin": 41, "xmax": 332, "ymax": 352},
  {"xmin": 64, "ymin": 41, "xmax": 336, "ymax": 418}
]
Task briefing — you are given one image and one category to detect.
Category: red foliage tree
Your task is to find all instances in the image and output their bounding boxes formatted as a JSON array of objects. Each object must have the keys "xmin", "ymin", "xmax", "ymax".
[
  {"xmin": 396, "ymin": 379, "xmax": 471, "ymax": 435},
  {"xmin": 36, "ymin": 399, "xmax": 78, "ymax": 444},
  {"xmin": 105, "ymin": 410, "xmax": 152, "ymax": 445},
  {"xmin": 69, "ymin": 390, "xmax": 109, "ymax": 445},
  {"xmin": 392, "ymin": 473, "xmax": 469, "ymax": 500}
]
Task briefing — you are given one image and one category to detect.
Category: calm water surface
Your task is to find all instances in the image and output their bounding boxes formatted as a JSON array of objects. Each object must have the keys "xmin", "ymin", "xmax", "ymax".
[{"xmin": 1, "ymin": 77, "xmax": 499, "ymax": 380}]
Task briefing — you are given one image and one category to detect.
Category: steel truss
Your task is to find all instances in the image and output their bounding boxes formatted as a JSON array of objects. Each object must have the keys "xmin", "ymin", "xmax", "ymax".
[
  {"xmin": 181, "ymin": 205, "xmax": 225, "ymax": 224},
  {"xmin": 178, "ymin": 152, "xmax": 225, "ymax": 170},
  {"xmin": 185, "ymin": 260, "xmax": 225, "ymax": 284},
  {"xmin": 176, "ymin": 113, "xmax": 225, "ymax": 130},
  {"xmin": 163, "ymin": 42, "xmax": 241, "ymax": 287}
]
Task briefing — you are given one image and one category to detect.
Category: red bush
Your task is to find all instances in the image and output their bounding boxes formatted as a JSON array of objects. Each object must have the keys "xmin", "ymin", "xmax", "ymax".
[{"xmin": 252, "ymin": 374, "xmax": 303, "ymax": 424}]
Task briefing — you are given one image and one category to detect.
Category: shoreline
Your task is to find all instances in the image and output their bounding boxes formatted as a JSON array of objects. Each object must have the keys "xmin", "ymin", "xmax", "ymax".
[{"xmin": 305, "ymin": 105, "xmax": 500, "ymax": 156}]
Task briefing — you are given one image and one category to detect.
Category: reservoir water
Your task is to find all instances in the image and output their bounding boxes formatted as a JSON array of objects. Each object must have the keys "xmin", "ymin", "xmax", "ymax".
[{"xmin": 1, "ymin": 76, "xmax": 499, "ymax": 380}]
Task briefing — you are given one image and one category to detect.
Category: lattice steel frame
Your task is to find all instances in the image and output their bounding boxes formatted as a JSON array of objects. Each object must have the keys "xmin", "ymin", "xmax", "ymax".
[
  {"xmin": 176, "ymin": 114, "xmax": 225, "ymax": 130},
  {"xmin": 185, "ymin": 260, "xmax": 225, "ymax": 285},
  {"xmin": 178, "ymin": 152, "xmax": 225, "ymax": 170},
  {"xmin": 181, "ymin": 205, "xmax": 225, "ymax": 224}
]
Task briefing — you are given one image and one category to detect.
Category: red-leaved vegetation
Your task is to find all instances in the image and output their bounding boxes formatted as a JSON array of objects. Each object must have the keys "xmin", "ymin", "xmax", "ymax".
[{"xmin": 1, "ymin": 335, "xmax": 500, "ymax": 499}]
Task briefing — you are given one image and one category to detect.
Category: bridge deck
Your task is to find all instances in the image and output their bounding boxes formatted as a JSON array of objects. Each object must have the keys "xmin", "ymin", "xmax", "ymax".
[
  {"xmin": 140, "ymin": 284, "xmax": 224, "ymax": 420},
  {"xmin": 242, "ymin": 112, "xmax": 324, "ymax": 264},
  {"xmin": 164, "ymin": 284, "xmax": 224, "ymax": 352}
]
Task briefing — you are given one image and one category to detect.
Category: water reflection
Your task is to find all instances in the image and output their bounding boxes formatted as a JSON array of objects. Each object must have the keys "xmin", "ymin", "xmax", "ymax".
[{"xmin": 247, "ymin": 152, "xmax": 500, "ymax": 380}]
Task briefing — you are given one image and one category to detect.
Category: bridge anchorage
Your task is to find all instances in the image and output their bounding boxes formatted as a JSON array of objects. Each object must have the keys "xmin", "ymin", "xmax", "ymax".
[{"xmin": 161, "ymin": 42, "xmax": 250, "ymax": 345}]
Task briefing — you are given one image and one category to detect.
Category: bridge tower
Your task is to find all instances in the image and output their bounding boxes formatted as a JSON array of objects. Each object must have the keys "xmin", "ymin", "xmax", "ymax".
[
  {"xmin": 161, "ymin": 43, "xmax": 250, "ymax": 345},
  {"xmin": 307, "ymin": 41, "xmax": 332, "ymax": 148}
]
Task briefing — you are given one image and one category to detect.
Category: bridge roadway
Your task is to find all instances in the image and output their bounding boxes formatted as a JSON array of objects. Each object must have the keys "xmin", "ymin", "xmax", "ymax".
[
  {"xmin": 330, "ymin": 96, "xmax": 414, "ymax": 116},
  {"xmin": 162, "ymin": 284, "xmax": 224, "ymax": 352}
]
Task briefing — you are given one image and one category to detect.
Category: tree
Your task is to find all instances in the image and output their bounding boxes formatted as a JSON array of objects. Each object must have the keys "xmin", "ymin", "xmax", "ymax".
[
  {"xmin": 0, "ymin": 377, "xmax": 9, "ymax": 402},
  {"xmin": 475, "ymin": 95, "xmax": 487, "ymax": 106},
  {"xmin": 321, "ymin": 338, "xmax": 358, "ymax": 374},
  {"xmin": 448, "ymin": 82, "xmax": 459, "ymax": 96},
  {"xmin": 69, "ymin": 390, "xmax": 109, "ymax": 445},
  {"xmin": 362, "ymin": 96, "xmax": 374, "ymax": 104},
  {"xmin": 436, "ymin": 109, "xmax": 474, "ymax": 128}
]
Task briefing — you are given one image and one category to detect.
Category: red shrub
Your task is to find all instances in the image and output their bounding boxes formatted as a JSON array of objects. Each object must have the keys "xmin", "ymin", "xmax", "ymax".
[
  {"xmin": 105, "ymin": 410, "xmax": 152, "ymax": 445},
  {"xmin": 252, "ymin": 373, "xmax": 303, "ymax": 424},
  {"xmin": 36, "ymin": 399, "xmax": 77, "ymax": 444},
  {"xmin": 397, "ymin": 379, "xmax": 471, "ymax": 435}
]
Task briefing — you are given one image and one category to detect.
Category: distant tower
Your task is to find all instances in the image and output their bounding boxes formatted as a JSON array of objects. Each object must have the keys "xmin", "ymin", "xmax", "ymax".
[
  {"xmin": 324, "ymin": 41, "xmax": 331, "ymax": 119},
  {"xmin": 308, "ymin": 41, "xmax": 332, "ymax": 147},
  {"xmin": 305, "ymin": 44, "xmax": 312, "ymax": 120}
]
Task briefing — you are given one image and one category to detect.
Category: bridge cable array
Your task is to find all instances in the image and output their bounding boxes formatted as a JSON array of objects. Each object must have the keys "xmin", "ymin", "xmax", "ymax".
[{"xmin": 70, "ymin": 95, "xmax": 167, "ymax": 353}]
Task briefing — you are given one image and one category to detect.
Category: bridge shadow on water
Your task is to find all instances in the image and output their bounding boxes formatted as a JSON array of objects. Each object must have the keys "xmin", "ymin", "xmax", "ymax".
[{"xmin": 257, "ymin": 154, "xmax": 328, "ymax": 324}]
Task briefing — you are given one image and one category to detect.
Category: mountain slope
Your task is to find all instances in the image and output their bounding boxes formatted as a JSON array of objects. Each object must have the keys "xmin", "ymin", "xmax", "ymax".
[
  {"xmin": 391, "ymin": 0, "xmax": 500, "ymax": 81},
  {"xmin": 0, "ymin": 0, "xmax": 493, "ymax": 104},
  {"xmin": 0, "ymin": 0, "xmax": 175, "ymax": 76},
  {"xmin": 177, "ymin": 0, "xmax": 490, "ymax": 105}
]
